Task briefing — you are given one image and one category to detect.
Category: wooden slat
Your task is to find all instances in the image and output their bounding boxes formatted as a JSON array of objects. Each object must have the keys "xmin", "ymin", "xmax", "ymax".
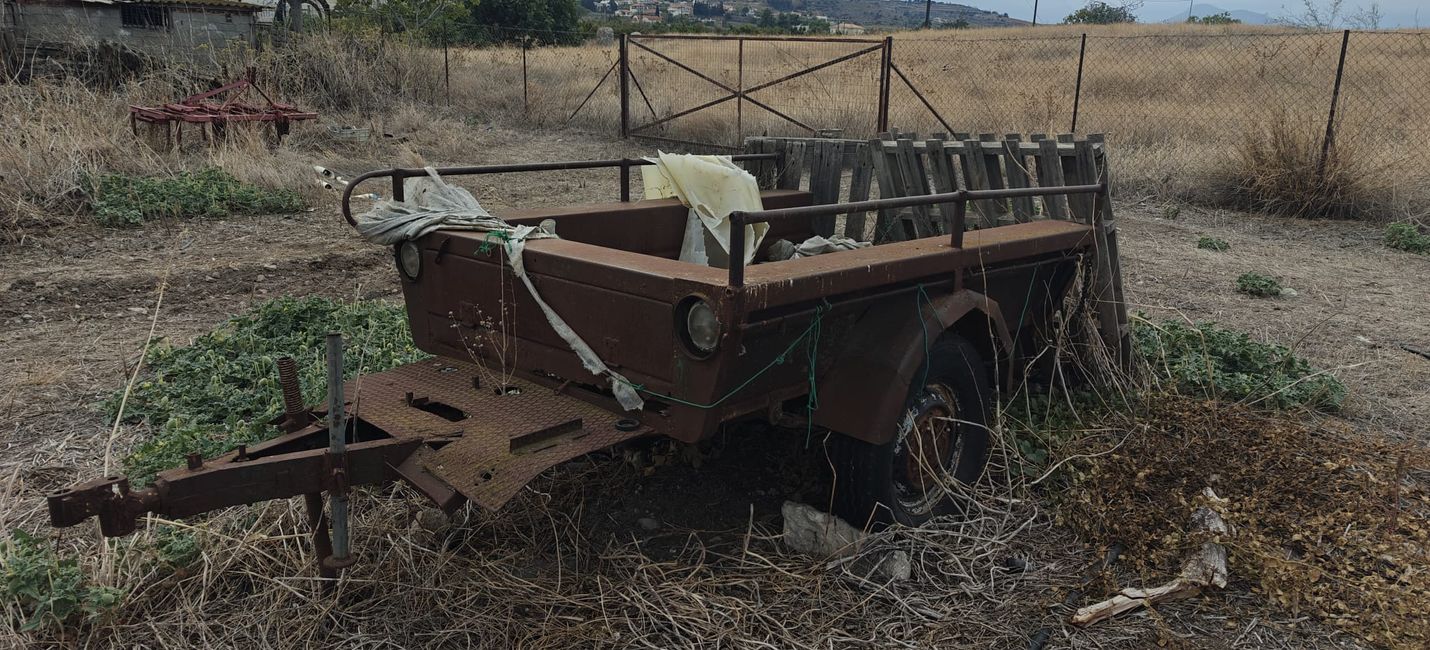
[
  {"xmin": 867, "ymin": 138, "xmax": 903, "ymax": 243},
  {"xmin": 925, "ymin": 139, "xmax": 960, "ymax": 234},
  {"xmin": 844, "ymin": 142, "xmax": 874, "ymax": 240},
  {"xmin": 1067, "ymin": 139, "xmax": 1098, "ymax": 223},
  {"xmin": 895, "ymin": 138, "xmax": 935, "ymax": 237},
  {"xmin": 979, "ymin": 133, "xmax": 1006, "ymax": 191},
  {"xmin": 777, "ymin": 140, "xmax": 806, "ymax": 190},
  {"xmin": 1035, "ymin": 139, "xmax": 1069, "ymax": 220},
  {"xmin": 1003, "ymin": 134, "xmax": 1035, "ymax": 222},
  {"xmin": 979, "ymin": 133, "xmax": 1009, "ymax": 223},
  {"xmin": 864, "ymin": 137, "xmax": 1082, "ymax": 155},
  {"xmin": 810, "ymin": 140, "xmax": 840, "ymax": 236},
  {"xmin": 744, "ymin": 138, "xmax": 778, "ymax": 189},
  {"xmin": 1089, "ymin": 134, "xmax": 1128, "ymax": 349},
  {"xmin": 959, "ymin": 138, "xmax": 997, "ymax": 228}
]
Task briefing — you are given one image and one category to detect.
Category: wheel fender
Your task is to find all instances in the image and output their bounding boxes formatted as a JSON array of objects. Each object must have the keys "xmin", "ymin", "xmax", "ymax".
[{"xmin": 812, "ymin": 289, "xmax": 1011, "ymax": 445}]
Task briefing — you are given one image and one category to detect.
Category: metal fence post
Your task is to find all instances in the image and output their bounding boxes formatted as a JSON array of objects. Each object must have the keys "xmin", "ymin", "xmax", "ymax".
[
  {"xmin": 1071, "ymin": 33, "xmax": 1087, "ymax": 133},
  {"xmin": 737, "ymin": 38, "xmax": 744, "ymax": 143},
  {"xmin": 324, "ymin": 332, "xmax": 352, "ymax": 568},
  {"xmin": 1318, "ymin": 29, "xmax": 1351, "ymax": 178},
  {"xmin": 619, "ymin": 33, "xmax": 630, "ymax": 139},
  {"xmin": 877, "ymin": 36, "xmax": 893, "ymax": 133}
]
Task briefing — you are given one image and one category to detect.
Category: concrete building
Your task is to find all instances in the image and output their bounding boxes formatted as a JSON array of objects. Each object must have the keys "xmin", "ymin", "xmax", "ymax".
[
  {"xmin": 830, "ymin": 22, "xmax": 864, "ymax": 35},
  {"xmin": 2, "ymin": 0, "xmax": 261, "ymax": 71}
]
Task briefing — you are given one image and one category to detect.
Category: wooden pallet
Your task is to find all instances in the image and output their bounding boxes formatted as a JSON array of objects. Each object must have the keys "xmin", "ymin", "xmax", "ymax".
[{"xmin": 742, "ymin": 131, "xmax": 1131, "ymax": 370}]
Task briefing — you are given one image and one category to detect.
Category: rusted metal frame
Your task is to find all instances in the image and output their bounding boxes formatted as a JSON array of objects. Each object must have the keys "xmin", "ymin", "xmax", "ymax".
[
  {"xmin": 631, "ymin": 33, "xmax": 881, "ymax": 44},
  {"xmin": 625, "ymin": 45, "xmax": 819, "ymax": 138},
  {"xmin": 626, "ymin": 65, "xmax": 659, "ymax": 122},
  {"xmin": 877, "ymin": 37, "xmax": 893, "ymax": 133},
  {"xmin": 342, "ymin": 154, "xmax": 777, "ymax": 225},
  {"xmin": 619, "ymin": 160, "xmax": 631, "ymax": 202},
  {"xmin": 567, "ymin": 58, "xmax": 618, "ymax": 123},
  {"xmin": 627, "ymin": 39, "xmax": 880, "ymax": 136},
  {"xmin": 726, "ymin": 184, "xmax": 1104, "ymax": 287},
  {"xmin": 48, "ymin": 437, "xmax": 422, "ymax": 537},
  {"xmin": 632, "ymin": 133, "xmax": 744, "ymax": 151},
  {"xmin": 889, "ymin": 62, "xmax": 953, "ymax": 135},
  {"xmin": 619, "ymin": 34, "xmax": 630, "ymax": 138},
  {"xmin": 737, "ymin": 39, "xmax": 744, "ymax": 141},
  {"xmin": 733, "ymin": 223, "xmax": 1094, "ymax": 310},
  {"xmin": 1070, "ymin": 33, "xmax": 1087, "ymax": 133}
]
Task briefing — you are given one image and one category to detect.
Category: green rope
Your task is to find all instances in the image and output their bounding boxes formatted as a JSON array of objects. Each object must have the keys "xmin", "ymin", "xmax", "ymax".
[
  {"xmin": 620, "ymin": 302, "xmax": 830, "ymax": 411},
  {"xmin": 477, "ymin": 230, "xmax": 513, "ymax": 255}
]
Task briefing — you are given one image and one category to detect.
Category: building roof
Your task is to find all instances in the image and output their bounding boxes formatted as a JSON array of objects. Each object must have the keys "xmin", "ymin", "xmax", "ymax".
[{"xmin": 73, "ymin": 0, "xmax": 263, "ymax": 11}]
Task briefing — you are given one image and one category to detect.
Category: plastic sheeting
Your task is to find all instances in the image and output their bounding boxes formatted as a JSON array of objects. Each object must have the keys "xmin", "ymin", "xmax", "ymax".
[
  {"xmin": 766, "ymin": 235, "xmax": 872, "ymax": 262},
  {"xmin": 641, "ymin": 152, "xmax": 768, "ymax": 267},
  {"xmin": 355, "ymin": 168, "xmax": 644, "ymax": 411}
]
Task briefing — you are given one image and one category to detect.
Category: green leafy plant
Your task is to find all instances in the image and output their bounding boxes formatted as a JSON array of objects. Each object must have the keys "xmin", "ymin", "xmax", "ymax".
[
  {"xmin": 151, "ymin": 527, "xmax": 200, "ymax": 572},
  {"xmin": 1162, "ymin": 205, "xmax": 1181, "ymax": 220},
  {"xmin": 110, "ymin": 297, "xmax": 427, "ymax": 483},
  {"xmin": 1, "ymin": 530, "xmax": 123, "ymax": 631},
  {"xmin": 1236, "ymin": 272, "xmax": 1282, "ymax": 297},
  {"xmin": 1197, "ymin": 236, "xmax": 1230, "ymax": 251},
  {"xmin": 1133, "ymin": 319, "xmax": 1345, "ymax": 411},
  {"xmin": 1384, "ymin": 222, "xmax": 1429, "ymax": 254},
  {"xmin": 88, "ymin": 169, "xmax": 303, "ymax": 227}
]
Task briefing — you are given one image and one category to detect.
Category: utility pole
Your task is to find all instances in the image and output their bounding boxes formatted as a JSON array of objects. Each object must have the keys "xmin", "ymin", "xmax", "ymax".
[
  {"xmin": 1032, "ymin": 0, "xmax": 1039, "ymax": 26},
  {"xmin": 924, "ymin": 0, "xmax": 932, "ymax": 28},
  {"xmin": 1187, "ymin": 0, "xmax": 1195, "ymax": 21}
]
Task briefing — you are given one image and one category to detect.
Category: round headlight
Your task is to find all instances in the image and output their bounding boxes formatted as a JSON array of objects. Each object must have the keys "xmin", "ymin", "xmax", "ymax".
[
  {"xmin": 397, "ymin": 241, "xmax": 422, "ymax": 281},
  {"xmin": 685, "ymin": 299, "xmax": 721, "ymax": 354}
]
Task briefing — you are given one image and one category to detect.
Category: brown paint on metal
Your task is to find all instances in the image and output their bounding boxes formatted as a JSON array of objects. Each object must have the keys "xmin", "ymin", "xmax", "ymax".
[
  {"xmin": 51, "ymin": 154, "xmax": 1120, "ymax": 536},
  {"xmin": 812, "ymin": 290, "xmax": 1012, "ymax": 444}
]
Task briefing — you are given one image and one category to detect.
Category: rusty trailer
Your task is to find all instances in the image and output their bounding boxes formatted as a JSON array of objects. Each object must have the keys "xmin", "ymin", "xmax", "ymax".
[{"xmin": 48, "ymin": 133, "xmax": 1129, "ymax": 573}]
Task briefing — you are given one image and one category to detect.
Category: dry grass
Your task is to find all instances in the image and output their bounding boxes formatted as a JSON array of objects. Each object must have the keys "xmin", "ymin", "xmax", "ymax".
[
  {"xmin": 1223, "ymin": 114, "xmax": 1394, "ymax": 219},
  {"xmin": 5, "ymin": 24, "xmax": 1429, "ymax": 242},
  {"xmin": 1060, "ymin": 395, "xmax": 1430, "ymax": 648}
]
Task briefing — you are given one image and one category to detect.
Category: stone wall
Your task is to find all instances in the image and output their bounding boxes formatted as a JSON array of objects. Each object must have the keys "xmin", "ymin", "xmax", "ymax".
[{"xmin": 9, "ymin": 0, "xmax": 256, "ymax": 61}]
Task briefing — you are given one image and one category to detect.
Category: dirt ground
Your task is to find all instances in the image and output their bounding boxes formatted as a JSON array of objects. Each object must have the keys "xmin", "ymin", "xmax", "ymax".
[{"xmin": 1, "ymin": 125, "xmax": 1421, "ymax": 648}]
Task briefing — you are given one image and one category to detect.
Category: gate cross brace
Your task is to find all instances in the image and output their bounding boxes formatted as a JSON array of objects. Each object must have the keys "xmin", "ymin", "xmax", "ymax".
[{"xmin": 628, "ymin": 39, "xmax": 883, "ymax": 136}]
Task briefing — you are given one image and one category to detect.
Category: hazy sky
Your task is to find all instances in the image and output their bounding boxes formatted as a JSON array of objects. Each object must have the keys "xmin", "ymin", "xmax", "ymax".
[{"xmin": 973, "ymin": 0, "xmax": 1425, "ymax": 28}]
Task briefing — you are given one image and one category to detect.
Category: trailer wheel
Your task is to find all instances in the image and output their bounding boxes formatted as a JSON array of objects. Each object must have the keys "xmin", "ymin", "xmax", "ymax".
[{"xmin": 830, "ymin": 335, "xmax": 991, "ymax": 529}]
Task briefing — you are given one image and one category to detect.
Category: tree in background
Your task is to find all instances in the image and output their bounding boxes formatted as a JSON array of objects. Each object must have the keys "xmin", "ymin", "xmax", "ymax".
[
  {"xmin": 1187, "ymin": 11, "xmax": 1241, "ymax": 24},
  {"xmin": 1063, "ymin": 1, "xmax": 1138, "ymax": 24},
  {"xmin": 461, "ymin": 0, "xmax": 584, "ymax": 44},
  {"xmin": 332, "ymin": 0, "xmax": 465, "ymax": 41}
]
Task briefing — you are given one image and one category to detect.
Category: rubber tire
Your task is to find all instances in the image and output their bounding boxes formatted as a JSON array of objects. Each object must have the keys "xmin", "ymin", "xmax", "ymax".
[{"xmin": 829, "ymin": 334, "xmax": 992, "ymax": 529}]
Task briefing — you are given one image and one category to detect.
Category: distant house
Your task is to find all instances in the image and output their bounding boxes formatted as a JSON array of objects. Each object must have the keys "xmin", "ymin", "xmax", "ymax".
[
  {"xmin": 2, "ymin": 0, "xmax": 261, "ymax": 72},
  {"xmin": 666, "ymin": 1, "xmax": 692, "ymax": 17},
  {"xmin": 830, "ymin": 22, "xmax": 864, "ymax": 35}
]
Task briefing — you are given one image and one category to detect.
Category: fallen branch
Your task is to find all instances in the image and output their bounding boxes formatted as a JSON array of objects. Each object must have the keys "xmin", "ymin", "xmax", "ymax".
[
  {"xmin": 1398, "ymin": 342, "xmax": 1430, "ymax": 361},
  {"xmin": 1073, "ymin": 488, "xmax": 1230, "ymax": 626}
]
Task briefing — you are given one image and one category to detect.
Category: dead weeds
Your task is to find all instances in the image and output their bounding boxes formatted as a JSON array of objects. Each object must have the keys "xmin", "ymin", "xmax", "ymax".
[{"xmin": 1060, "ymin": 395, "xmax": 1429, "ymax": 648}]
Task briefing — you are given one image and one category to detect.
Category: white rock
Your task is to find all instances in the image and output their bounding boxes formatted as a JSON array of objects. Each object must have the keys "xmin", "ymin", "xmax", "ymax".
[
  {"xmin": 781, "ymin": 501, "xmax": 863, "ymax": 557},
  {"xmin": 781, "ymin": 501, "xmax": 910, "ymax": 581}
]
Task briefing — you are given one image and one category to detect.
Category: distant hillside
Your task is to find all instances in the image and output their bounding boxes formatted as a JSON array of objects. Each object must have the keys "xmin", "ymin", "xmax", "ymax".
[
  {"xmin": 1154, "ymin": 3, "xmax": 1275, "ymax": 24},
  {"xmin": 755, "ymin": 0, "xmax": 1026, "ymax": 29}
]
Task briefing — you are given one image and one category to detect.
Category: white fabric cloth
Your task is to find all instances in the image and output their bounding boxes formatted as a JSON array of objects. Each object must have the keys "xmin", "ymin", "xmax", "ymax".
[
  {"xmin": 793, "ymin": 235, "xmax": 871, "ymax": 258},
  {"xmin": 356, "ymin": 168, "xmax": 643, "ymax": 411},
  {"xmin": 641, "ymin": 152, "xmax": 768, "ymax": 266},
  {"xmin": 765, "ymin": 235, "xmax": 872, "ymax": 262}
]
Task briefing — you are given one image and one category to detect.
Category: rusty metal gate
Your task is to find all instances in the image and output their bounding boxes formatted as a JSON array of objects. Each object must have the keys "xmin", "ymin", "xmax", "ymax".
[{"xmin": 618, "ymin": 34, "xmax": 892, "ymax": 150}]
